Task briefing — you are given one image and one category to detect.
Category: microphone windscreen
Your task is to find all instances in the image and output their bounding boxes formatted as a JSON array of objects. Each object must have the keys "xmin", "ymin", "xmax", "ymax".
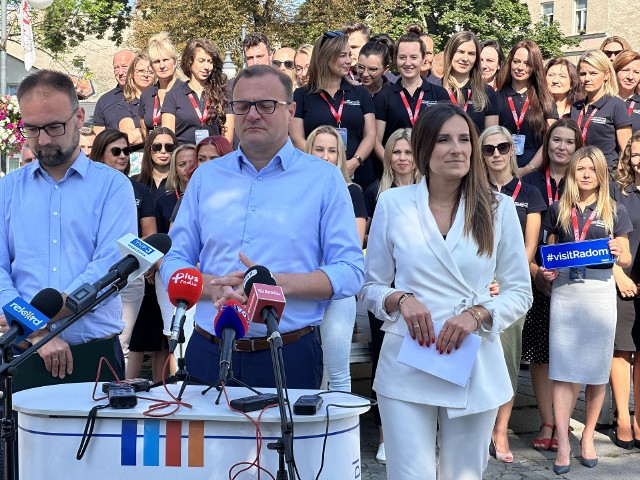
[
  {"xmin": 167, "ymin": 268, "xmax": 203, "ymax": 309},
  {"xmin": 144, "ymin": 233, "xmax": 172, "ymax": 254},
  {"xmin": 30, "ymin": 288, "xmax": 64, "ymax": 318},
  {"xmin": 213, "ymin": 300, "xmax": 249, "ymax": 339},
  {"xmin": 243, "ymin": 265, "xmax": 276, "ymax": 296}
]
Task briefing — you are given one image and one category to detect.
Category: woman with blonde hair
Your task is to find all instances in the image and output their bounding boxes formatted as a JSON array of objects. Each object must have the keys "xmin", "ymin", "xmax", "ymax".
[
  {"xmin": 571, "ymin": 50, "xmax": 632, "ymax": 170},
  {"xmin": 543, "ymin": 146, "xmax": 632, "ymax": 473},
  {"xmin": 117, "ymin": 53, "xmax": 154, "ymax": 154},
  {"xmin": 600, "ymin": 36, "xmax": 633, "ymax": 61},
  {"xmin": 294, "ymin": 44, "xmax": 313, "ymax": 88}
]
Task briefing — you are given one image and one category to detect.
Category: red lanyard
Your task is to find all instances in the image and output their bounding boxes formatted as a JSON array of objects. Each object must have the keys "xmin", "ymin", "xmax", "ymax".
[
  {"xmin": 319, "ymin": 92, "xmax": 345, "ymax": 127},
  {"xmin": 545, "ymin": 167, "xmax": 559, "ymax": 206},
  {"xmin": 511, "ymin": 180, "xmax": 522, "ymax": 200},
  {"xmin": 152, "ymin": 95, "xmax": 161, "ymax": 128},
  {"xmin": 571, "ymin": 207, "xmax": 597, "ymax": 242},
  {"xmin": 449, "ymin": 89, "xmax": 471, "ymax": 112},
  {"xmin": 399, "ymin": 90, "xmax": 425, "ymax": 126},
  {"xmin": 188, "ymin": 93, "xmax": 210, "ymax": 126},
  {"xmin": 507, "ymin": 96, "xmax": 529, "ymax": 134},
  {"xmin": 628, "ymin": 100, "xmax": 636, "ymax": 116},
  {"xmin": 175, "ymin": 188, "xmax": 180, "ymax": 199},
  {"xmin": 576, "ymin": 105, "xmax": 598, "ymax": 142}
]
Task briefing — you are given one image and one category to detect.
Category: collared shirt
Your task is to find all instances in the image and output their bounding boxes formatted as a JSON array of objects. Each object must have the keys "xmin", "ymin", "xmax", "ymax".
[
  {"xmin": 0, "ymin": 153, "xmax": 138, "ymax": 344},
  {"xmin": 490, "ymin": 177, "xmax": 546, "ymax": 235},
  {"xmin": 115, "ymin": 97, "xmax": 142, "ymax": 130},
  {"xmin": 571, "ymin": 94, "xmax": 632, "ymax": 166},
  {"xmin": 138, "ymin": 80, "xmax": 185, "ymax": 132},
  {"xmin": 160, "ymin": 139, "xmax": 365, "ymax": 337},
  {"xmin": 93, "ymin": 85, "xmax": 125, "ymax": 129},
  {"xmin": 611, "ymin": 181, "xmax": 640, "ymax": 281},
  {"xmin": 625, "ymin": 93, "xmax": 640, "ymax": 133}
]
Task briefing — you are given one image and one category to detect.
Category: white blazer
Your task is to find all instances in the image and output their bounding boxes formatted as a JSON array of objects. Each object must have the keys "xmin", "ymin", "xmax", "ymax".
[{"xmin": 360, "ymin": 178, "xmax": 533, "ymax": 418}]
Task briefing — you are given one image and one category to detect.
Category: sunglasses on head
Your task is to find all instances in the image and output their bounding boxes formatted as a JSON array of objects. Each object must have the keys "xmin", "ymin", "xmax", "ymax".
[
  {"xmin": 482, "ymin": 142, "xmax": 511, "ymax": 156},
  {"xmin": 151, "ymin": 142, "xmax": 176, "ymax": 153},
  {"xmin": 604, "ymin": 49, "xmax": 623, "ymax": 57},
  {"xmin": 272, "ymin": 60, "xmax": 294, "ymax": 69},
  {"xmin": 320, "ymin": 30, "xmax": 345, "ymax": 48},
  {"xmin": 110, "ymin": 146, "xmax": 132, "ymax": 156}
]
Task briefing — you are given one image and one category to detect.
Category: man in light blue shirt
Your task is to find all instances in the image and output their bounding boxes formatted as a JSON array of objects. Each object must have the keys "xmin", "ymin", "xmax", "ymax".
[
  {"xmin": 161, "ymin": 65, "xmax": 364, "ymax": 389},
  {"xmin": 0, "ymin": 70, "xmax": 137, "ymax": 380}
]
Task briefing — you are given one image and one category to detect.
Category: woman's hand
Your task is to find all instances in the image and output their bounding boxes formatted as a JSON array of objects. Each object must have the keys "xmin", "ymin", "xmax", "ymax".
[
  {"xmin": 401, "ymin": 297, "xmax": 435, "ymax": 347},
  {"xmin": 541, "ymin": 267, "xmax": 559, "ymax": 283},
  {"xmin": 608, "ymin": 237, "xmax": 622, "ymax": 258},
  {"xmin": 614, "ymin": 267, "xmax": 638, "ymax": 298},
  {"xmin": 489, "ymin": 281, "xmax": 500, "ymax": 296},
  {"xmin": 533, "ymin": 266, "xmax": 553, "ymax": 296},
  {"xmin": 436, "ymin": 311, "xmax": 477, "ymax": 353}
]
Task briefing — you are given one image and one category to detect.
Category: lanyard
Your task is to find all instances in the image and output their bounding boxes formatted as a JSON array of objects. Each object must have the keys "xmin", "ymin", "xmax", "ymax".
[
  {"xmin": 152, "ymin": 95, "xmax": 161, "ymax": 128},
  {"xmin": 448, "ymin": 89, "xmax": 471, "ymax": 112},
  {"xmin": 507, "ymin": 96, "xmax": 529, "ymax": 134},
  {"xmin": 399, "ymin": 90, "xmax": 424, "ymax": 126},
  {"xmin": 576, "ymin": 105, "xmax": 598, "ymax": 142},
  {"xmin": 628, "ymin": 100, "xmax": 636, "ymax": 116},
  {"xmin": 571, "ymin": 207, "xmax": 597, "ymax": 242},
  {"xmin": 175, "ymin": 188, "xmax": 180, "ymax": 199},
  {"xmin": 319, "ymin": 92, "xmax": 345, "ymax": 127},
  {"xmin": 545, "ymin": 167, "xmax": 559, "ymax": 206},
  {"xmin": 188, "ymin": 93, "xmax": 210, "ymax": 126},
  {"xmin": 511, "ymin": 179, "xmax": 522, "ymax": 201}
]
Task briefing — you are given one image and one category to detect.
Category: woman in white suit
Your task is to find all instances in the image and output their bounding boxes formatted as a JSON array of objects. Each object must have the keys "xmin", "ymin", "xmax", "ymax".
[{"xmin": 360, "ymin": 103, "xmax": 533, "ymax": 479}]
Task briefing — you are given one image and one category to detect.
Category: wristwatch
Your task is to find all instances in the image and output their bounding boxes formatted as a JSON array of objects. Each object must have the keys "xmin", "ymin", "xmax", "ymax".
[{"xmin": 354, "ymin": 155, "xmax": 363, "ymax": 165}]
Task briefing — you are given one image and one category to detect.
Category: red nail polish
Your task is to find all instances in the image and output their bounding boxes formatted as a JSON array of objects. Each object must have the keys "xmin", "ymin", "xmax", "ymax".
[
  {"xmin": 419, "ymin": 340, "xmax": 423, "ymax": 346},
  {"xmin": 426, "ymin": 342, "xmax": 430, "ymax": 347},
  {"xmin": 439, "ymin": 349, "xmax": 443, "ymax": 355},
  {"xmin": 447, "ymin": 349, "xmax": 451, "ymax": 354},
  {"xmin": 431, "ymin": 337, "xmax": 436, "ymax": 343}
]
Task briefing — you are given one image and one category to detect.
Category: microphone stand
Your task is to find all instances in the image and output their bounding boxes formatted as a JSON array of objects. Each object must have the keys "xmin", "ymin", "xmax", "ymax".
[
  {"xmin": 0, "ymin": 277, "xmax": 129, "ymax": 480},
  {"xmin": 263, "ymin": 308, "xmax": 295, "ymax": 480}
]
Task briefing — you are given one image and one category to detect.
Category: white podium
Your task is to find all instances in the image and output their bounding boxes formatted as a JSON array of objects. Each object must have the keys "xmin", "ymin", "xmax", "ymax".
[{"xmin": 13, "ymin": 383, "xmax": 369, "ymax": 479}]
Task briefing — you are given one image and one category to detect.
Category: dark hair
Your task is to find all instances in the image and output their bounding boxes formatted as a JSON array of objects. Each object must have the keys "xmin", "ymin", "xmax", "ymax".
[
  {"xmin": 181, "ymin": 38, "xmax": 229, "ymax": 134},
  {"xmin": 342, "ymin": 21, "xmax": 371, "ymax": 39},
  {"xmin": 134, "ymin": 127, "xmax": 178, "ymax": 188},
  {"xmin": 497, "ymin": 40, "xmax": 555, "ymax": 143},
  {"xmin": 90, "ymin": 128, "xmax": 131, "ymax": 175},
  {"xmin": 405, "ymin": 23, "xmax": 424, "ymax": 36},
  {"xmin": 540, "ymin": 119, "xmax": 583, "ymax": 170},
  {"xmin": 243, "ymin": 32, "xmax": 271, "ymax": 53},
  {"xmin": 412, "ymin": 103, "xmax": 496, "ymax": 256},
  {"xmin": 480, "ymin": 40, "xmax": 505, "ymax": 65},
  {"xmin": 395, "ymin": 32, "xmax": 426, "ymax": 59},
  {"xmin": 17, "ymin": 70, "xmax": 79, "ymax": 110},
  {"xmin": 359, "ymin": 38, "xmax": 392, "ymax": 68},
  {"xmin": 233, "ymin": 65, "xmax": 293, "ymax": 101},
  {"xmin": 545, "ymin": 57, "xmax": 584, "ymax": 105},
  {"xmin": 615, "ymin": 130, "xmax": 640, "ymax": 194},
  {"xmin": 442, "ymin": 31, "xmax": 488, "ymax": 111}
]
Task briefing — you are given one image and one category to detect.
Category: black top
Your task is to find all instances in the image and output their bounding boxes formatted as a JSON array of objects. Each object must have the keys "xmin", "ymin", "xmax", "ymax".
[
  {"xmin": 491, "ymin": 177, "xmax": 546, "ymax": 235},
  {"xmin": 138, "ymin": 80, "xmax": 185, "ymax": 133},
  {"xmin": 116, "ymin": 97, "xmax": 141, "ymax": 129},
  {"xmin": 570, "ymin": 94, "xmax": 632, "ymax": 167},
  {"xmin": 294, "ymin": 79, "xmax": 376, "ymax": 190},
  {"xmin": 495, "ymin": 86, "xmax": 557, "ymax": 167},
  {"xmin": 130, "ymin": 179, "xmax": 156, "ymax": 237},
  {"xmin": 374, "ymin": 77, "xmax": 449, "ymax": 147},
  {"xmin": 363, "ymin": 180, "xmax": 402, "ymax": 219},
  {"xmin": 155, "ymin": 189, "xmax": 181, "ymax": 234},
  {"xmin": 426, "ymin": 78, "xmax": 499, "ymax": 133},
  {"xmin": 93, "ymin": 85, "xmax": 125, "ymax": 129},
  {"xmin": 611, "ymin": 182, "xmax": 640, "ymax": 282},
  {"xmin": 626, "ymin": 94, "xmax": 640, "ymax": 133},
  {"xmin": 348, "ymin": 183, "xmax": 368, "ymax": 219}
]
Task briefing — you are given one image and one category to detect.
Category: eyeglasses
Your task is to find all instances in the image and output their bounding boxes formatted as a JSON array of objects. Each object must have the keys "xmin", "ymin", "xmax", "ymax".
[
  {"xmin": 18, "ymin": 108, "xmax": 78, "ymax": 139},
  {"xmin": 110, "ymin": 146, "xmax": 132, "ymax": 156},
  {"xmin": 151, "ymin": 142, "xmax": 176, "ymax": 153},
  {"xmin": 272, "ymin": 60, "xmax": 294, "ymax": 70},
  {"xmin": 320, "ymin": 30, "xmax": 345, "ymax": 48},
  {"xmin": 482, "ymin": 142, "xmax": 511, "ymax": 156},
  {"xmin": 603, "ymin": 49, "xmax": 623, "ymax": 57},
  {"xmin": 134, "ymin": 69, "xmax": 153, "ymax": 76},
  {"xmin": 294, "ymin": 65, "xmax": 309, "ymax": 74},
  {"xmin": 229, "ymin": 99, "xmax": 290, "ymax": 115},
  {"xmin": 355, "ymin": 64, "xmax": 382, "ymax": 74}
]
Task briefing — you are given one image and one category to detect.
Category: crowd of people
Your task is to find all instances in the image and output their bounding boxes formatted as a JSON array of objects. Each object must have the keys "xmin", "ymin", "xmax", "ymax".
[{"xmin": 4, "ymin": 20, "xmax": 640, "ymax": 480}]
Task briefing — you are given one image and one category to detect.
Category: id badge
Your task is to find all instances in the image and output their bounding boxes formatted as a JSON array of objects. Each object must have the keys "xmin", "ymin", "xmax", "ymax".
[
  {"xmin": 569, "ymin": 267, "xmax": 586, "ymax": 283},
  {"xmin": 195, "ymin": 129, "xmax": 208, "ymax": 145},
  {"xmin": 513, "ymin": 134, "xmax": 526, "ymax": 156},
  {"xmin": 336, "ymin": 128, "xmax": 348, "ymax": 148}
]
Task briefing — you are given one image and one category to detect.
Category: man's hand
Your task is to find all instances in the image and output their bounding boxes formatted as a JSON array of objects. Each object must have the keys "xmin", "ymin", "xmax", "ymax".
[{"xmin": 33, "ymin": 333, "xmax": 73, "ymax": 379}]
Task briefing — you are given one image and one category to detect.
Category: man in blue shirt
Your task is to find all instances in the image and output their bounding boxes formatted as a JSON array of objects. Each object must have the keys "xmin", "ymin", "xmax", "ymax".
[
  {"xmin": 0, "ymin": 70, "xmax": 137, "ymax": 380},
  {"xmin": 161, "ymin": 65, "xmax": 364, "ymax": 389}
]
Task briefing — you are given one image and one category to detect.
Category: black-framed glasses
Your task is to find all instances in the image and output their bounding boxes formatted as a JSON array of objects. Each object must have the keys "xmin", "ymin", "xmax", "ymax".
[
  {"xmin": 151, "ymin": 142, "xmax": 176, "ymax": 153},
  {"xmin": 272, "ymin": 60, "xmax": 294, "ymax": 70},
  {"xmin": 230, "ymin": 100, "xmax": 290, "ymax": 115},
  {"xmin": 355, "ymin": 64, "xmax": 382, "ymax": 74},
  {"xmin": 294, "ymin": 65, "xmax": 309, "ymax": 74},
  {"xmin": 482, "ymin": 142, "xmax": 511, "ymax": 156},
  {"xmin": 320, "ymin": 30, "xmax": 345, "ymax": 48},
  {"xmin": 18, "ymin": 108, "xmax": 78, "ymax": 139},
  {"xmin": 110, "ymin": 146, "xmax": 132, "ymax": 156}
]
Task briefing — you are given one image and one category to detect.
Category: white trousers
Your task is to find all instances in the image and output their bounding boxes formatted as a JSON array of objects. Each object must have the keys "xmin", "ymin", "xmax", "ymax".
[
  {"xmin": 378, "ymin": 393, "xmax": 498, "ymax": 480},
  {"xmin": 118, "ymin": 276, "xmax": 145, "ymax": 364}
]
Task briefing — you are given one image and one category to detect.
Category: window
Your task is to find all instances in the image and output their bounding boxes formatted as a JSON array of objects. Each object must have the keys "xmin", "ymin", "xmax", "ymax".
[
  {"xmin": 575, "ymin": 0, "xmax": 588, "ymax": 33},
  {"xmin": 541, "ymin": 2, "xmax": 554, "ymax": 24}
]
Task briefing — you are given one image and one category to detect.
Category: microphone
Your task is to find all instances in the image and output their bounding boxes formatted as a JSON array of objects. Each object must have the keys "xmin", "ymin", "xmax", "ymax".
[
  {"xmin": 0, "ymin": 288, "xmax": 64, "ymax": 349},
  {"xmin": 167, "ymin": 268, "xmax": 203, "ymax": 353},
  {"xmin": 242, "ymin": 265, "xmax": 286, "ymax": 338},
  {"xmin": 66, "ymin": 233, "xmax": 172, "ymax": 313},
  {"xmin": 213, "ymin": 300, "xmax": 249, "ymax": 382}
]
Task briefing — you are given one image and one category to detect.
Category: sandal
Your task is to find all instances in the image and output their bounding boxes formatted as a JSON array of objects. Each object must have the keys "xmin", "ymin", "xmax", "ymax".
[{"xmin": 533, "ymin": 422, "xmax": 555, "ymax": 451}]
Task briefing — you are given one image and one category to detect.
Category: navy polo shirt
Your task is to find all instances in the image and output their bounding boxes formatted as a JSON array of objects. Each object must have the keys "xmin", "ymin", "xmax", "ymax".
[
  {"xmin": 116, "ymin": 98, "xmax": 141, "ymax": 129},
  {"xmin": 155, "ymin": 189, "xmax": 180, "ymax": 234},
  {"xmin": 491, "ymin": 177, "xmax": 546, "ymax": 235},
  {"xmin": 611, "ymin": 181, "xmax": 640, "ymax": 280},
  {"xmin": 93, "ymin": 85, "xmax": 125, "ymax": 129},
  {"xmin": 138, "ymin": 80, "xmax": 185, "ymax": 133},
  {"xmin": 130, "ymin": 179, "xmax": 155, "ymax": 237},
  {"xmin": 374, "ymin": 77, "xmax": 449, "ymax": 147},
  {"xmin": 348, "ymin": 183, "xmax": 368, "ymax": 219},
  {"xmin": 426, "ymin": 78, "xmax": 499, "ymax": 133},
  {"xmin": 294, "ymin": 79, "xmax": 376, "ymax": 189},
  {"xmin": 496, "ymin": 86, "xmax": 557, "ymax": 168},
  {"xmin": 571, "ymin": 94, "xmax": 632, "ymax": 167},
  {"xmin": 626, "ymin": 94, "xmax": 640, "ymax": 133},
  {"xmin": 523, "ymin": 169, "xmax": 566, "ymax": 253}
]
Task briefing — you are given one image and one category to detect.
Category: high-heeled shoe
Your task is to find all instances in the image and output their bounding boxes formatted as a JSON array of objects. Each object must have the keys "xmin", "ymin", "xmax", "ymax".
[
  {"xmin": 614, "ymin": 431, "xmax": 635, "ymax": 450},
  {"xmin": 553, "ymin": 463, "xmax": 570, "ymax": 475},
  {"xmin": 490, "ymin": 440, "xmax": 513, "ymax": 463},
  {"xmin": 533, "ymin": 422, "xmax": 555, "ymax": 451},
  {"xmin": 580, "ymin": 438, "xmax": 598, "ymax": 468}
]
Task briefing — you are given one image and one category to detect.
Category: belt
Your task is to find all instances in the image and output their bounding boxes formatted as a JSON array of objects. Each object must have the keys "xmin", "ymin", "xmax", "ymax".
[{"xmin": 195, "ymin": 324, "xmax": 314, "ymax": 352}]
